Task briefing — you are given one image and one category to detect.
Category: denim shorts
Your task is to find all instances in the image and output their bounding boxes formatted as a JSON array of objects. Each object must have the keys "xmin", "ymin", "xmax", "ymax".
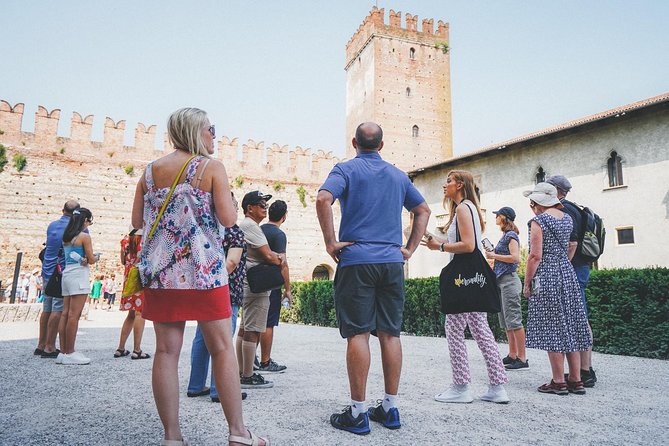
[
  {"xmin": 333, "ymin": 263, "xmax": 405, "ymax": 339},
  {"xmin": 42, "ymin": 294, "xmax": 64, "ymax": 313}
]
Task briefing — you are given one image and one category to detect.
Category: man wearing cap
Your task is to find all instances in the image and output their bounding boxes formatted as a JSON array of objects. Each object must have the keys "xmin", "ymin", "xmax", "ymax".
[
  {"xmin": 546, "ymin": 175, "xmax": 597, "ymax": 387},
  {"xmin": 35, "ymin": 199, "xmax": 80, "ymax": 359},
  {"xmin": 236, "ymin": 191, "xmax": 285, "ymax": 389},
  {"xmin": 317, "ymin": 122, "xmax": 430, "ymax": 434}
]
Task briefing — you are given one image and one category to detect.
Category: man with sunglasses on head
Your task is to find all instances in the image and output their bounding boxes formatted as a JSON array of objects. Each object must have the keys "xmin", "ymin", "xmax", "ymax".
[{"xmin": 236, "ymin": 191, "xmax": 285, "ymax": 389}]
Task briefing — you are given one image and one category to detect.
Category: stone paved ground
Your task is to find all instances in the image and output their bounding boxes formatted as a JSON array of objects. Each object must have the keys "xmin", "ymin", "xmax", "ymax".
[{"xmin": 1, "ymin": 308, "xmax": 667, "ymax": 446}]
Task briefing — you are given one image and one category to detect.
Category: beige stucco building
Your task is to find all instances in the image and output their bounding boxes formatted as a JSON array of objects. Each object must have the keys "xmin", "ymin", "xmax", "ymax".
[{"xmin": 407, "ymin": 93, "xmax": 669, "ymax": 278}]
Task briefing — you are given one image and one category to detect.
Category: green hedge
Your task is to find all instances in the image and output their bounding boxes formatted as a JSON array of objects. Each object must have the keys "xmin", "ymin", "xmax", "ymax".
[{"xmin": 281, "ymin": 268, "xmax": 669, "ymax": 359}]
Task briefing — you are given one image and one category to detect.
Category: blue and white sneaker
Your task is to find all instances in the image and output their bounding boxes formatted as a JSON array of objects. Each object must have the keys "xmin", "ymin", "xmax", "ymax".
[
  {"xmin": 367, "ymin": 401, "xmax": 401, "ymax": 429},
  {"xmin": 330, "ymin": 406, "xmax": 370, "ymax": 435}
]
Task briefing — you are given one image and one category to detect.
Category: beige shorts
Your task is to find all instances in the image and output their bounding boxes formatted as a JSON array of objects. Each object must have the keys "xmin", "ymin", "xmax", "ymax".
[{"xmin": 241, "ymin": 281, "xmax": 270, "ymax": 332}]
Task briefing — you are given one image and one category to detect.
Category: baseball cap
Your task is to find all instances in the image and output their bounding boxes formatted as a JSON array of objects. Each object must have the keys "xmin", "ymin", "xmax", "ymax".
[
  {"xmin": 242, "ymin": 191, "xmax": 272, "ymax": 211},
  {"xmin": 546, "ymin": 175, "xmax": 572, "ymax": 193},
  {"xmin": 492, "ymin": 206, "xmax": 516, "ymax": 221}
]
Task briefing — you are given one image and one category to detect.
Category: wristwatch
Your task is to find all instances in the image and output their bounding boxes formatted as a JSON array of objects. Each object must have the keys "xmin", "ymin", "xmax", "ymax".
[{"xmin": 439, "ymin": 243, "xmax": 445, "ymax": 252}]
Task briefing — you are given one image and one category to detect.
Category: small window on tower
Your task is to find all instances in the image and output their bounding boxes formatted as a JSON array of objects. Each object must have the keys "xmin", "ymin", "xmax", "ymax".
[
  {"xmin": 409, "ymin": 47, "xmax": 416, "ymax": 59},
  {"xmin": 412, "ymin": 125, "xmax": 419, "ymax": 137},
  {"xmin": 535, "ymin": 166, "xmax": 546, "ymax": 184},
  {"xmin": 406, "ymin": 87, "xmax": 411, "ymax": 97},
  {"xmin": 607, "ymin": 151, "xmax": 624, "ymax": 187}
]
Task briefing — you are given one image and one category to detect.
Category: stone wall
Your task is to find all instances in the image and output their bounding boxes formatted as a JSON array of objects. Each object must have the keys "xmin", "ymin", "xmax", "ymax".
[{"xmin": 0, "ymin": 100, "xmax": 341, "ymax": 282}]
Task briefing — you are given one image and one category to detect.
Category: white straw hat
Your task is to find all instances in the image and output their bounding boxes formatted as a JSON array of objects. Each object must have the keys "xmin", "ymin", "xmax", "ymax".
[{"xmin": 523, "ymin": 182, "xmax": 561, "ymax": 207}]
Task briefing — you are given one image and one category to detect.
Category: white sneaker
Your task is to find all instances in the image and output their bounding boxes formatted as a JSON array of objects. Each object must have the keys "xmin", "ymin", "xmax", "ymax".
[
  {"xmin": 55, "ymin": 353, "xmax": 64, "ymax": 364},
  {"xmin": 62, "ymin": 352, "xmax": 90, "ymax": 365},
  {"xmin": 435, "ymin": 384, "xmax": 473, "ymax": 403},
  {"xmin": 480, "ymin": 385, "xmax": 510, "ymax": 404}
]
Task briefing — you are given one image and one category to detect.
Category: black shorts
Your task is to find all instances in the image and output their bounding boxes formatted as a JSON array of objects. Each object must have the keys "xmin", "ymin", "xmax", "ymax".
[
  {"xmin": 266, "ymin": 289, "xmax": 282, "ymax": 327},
  {"xmin": 333, "ymin": 263, "xmax": 405, "ymax": 339}
]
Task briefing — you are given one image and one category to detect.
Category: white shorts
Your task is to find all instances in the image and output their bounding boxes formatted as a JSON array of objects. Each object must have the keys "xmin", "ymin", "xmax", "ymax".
[{"xmin": 62, "ymin": 263, "xmax": 90, "ymax": 296}]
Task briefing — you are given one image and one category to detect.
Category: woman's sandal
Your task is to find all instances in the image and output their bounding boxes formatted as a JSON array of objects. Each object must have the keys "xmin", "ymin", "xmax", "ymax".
[
  {"xmin": 114, "ymin": 349, "xmax": 130, "ymax": 358},
  {"xmin": 229, "ymin": 429, "xmax": 270, "ymax": 446},
  {"xmin": 131, "ymin": 350, "xmax": 151, "ymax": 360},
  {"xmin": 160, "ymin": 438, "xmax": 189, "ymax": 445}
]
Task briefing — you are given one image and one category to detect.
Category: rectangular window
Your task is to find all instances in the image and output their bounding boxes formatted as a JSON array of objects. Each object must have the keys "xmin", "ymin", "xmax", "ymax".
[{"xmin": 616, "ymin": 227, "xmax": 634, "ymax": 245}]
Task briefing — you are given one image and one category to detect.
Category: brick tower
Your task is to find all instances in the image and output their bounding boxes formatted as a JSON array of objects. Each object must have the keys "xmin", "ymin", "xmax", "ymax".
[{"xmin": 345, "ymin": 7, "xmax": 453, "ymax": 172}]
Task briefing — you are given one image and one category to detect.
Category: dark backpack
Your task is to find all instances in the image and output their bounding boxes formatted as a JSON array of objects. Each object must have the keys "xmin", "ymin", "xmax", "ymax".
[{"xmin": 575, "ymin": 204, "xmax": 605, "ymax": 262}]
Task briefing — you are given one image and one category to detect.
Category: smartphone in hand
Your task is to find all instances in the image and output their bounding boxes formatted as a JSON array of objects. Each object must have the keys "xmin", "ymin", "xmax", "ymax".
[{"xmin": 482, "ymin": 238, "xmax": 494, "ymax": 251}]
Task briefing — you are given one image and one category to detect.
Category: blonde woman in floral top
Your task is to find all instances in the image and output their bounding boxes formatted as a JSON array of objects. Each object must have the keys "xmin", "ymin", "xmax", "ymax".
[{"xmin": 131, "ymin": 107, "xmax": 269, "ymax": 446}]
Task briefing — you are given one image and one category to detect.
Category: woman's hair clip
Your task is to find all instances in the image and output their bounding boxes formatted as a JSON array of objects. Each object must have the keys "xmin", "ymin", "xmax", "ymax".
[{"xmin": 73, "ymin": 209, "xmax": 81, "ymax": 215}]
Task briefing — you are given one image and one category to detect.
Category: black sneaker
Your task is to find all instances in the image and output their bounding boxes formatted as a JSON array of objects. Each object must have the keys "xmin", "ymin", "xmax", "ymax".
[
  {"xmin": 505, "ymin": 358, "xmax": 529, "ymax": 370},
  {"xmin": 502, "ymin": 355, "xmax": 515, "ymax": 365},
  {"xmin": 253, "ymin": 355, "xmax": 260, "ymax": 371},
  {"xmin": 367, "ymin": 401, "xmax": 401, "ymax": 429},
  {"xmin": 258, "ymin": 358, "xmax": 287, "ymax": 374},
  {"xmin": 330, "ymin": 406, "xmax": 370, "ymax": 435},
  {"xmin": 240, "ymin": 373, "xmax": 274, "ymax": 389},
  {"xmin": 582, "ymin": 367, "xmax": 597, "ymax": 388},
  {"xmin": 211, "ymin": 392, "xmax": 247, "ymax": 402}
]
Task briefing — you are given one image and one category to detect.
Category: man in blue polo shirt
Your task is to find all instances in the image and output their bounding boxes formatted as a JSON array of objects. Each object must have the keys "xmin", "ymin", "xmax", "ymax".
[
  {"xmin": 317, "ymin": 122, "xmax": 430, "ymax": 435},
  {"xmin": 35, "ymin": 200, "xmax": 79, "ymax": 359}
]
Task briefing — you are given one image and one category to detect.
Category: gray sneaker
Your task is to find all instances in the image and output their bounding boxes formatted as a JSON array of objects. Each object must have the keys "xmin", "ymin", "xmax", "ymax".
[
  {"xmin": 505, "ymin": 358, "xmax": 529, "ymax": 370},
  {"xmin": 258, "ymin": 358, "xmax": 287, "ymax": 374},
  {"xmin": 240, "ymin": 373, "xmax": 274, "ymax": 389}
]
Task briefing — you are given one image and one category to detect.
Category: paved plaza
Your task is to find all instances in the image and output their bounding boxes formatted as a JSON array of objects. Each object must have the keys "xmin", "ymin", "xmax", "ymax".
[{"xmin": 1, "ymin": 308, "xmax": 667, "ymax": 445}]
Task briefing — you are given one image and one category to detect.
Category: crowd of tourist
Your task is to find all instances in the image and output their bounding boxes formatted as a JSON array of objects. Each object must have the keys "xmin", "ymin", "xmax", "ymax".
[{"xmin": 23, "ymin": 111, "xmax": 599, "ymax": 445}]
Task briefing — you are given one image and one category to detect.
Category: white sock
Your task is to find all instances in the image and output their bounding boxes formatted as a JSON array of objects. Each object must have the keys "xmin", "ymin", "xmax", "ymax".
[
  {"xmin": 381, "ymin": 393, "xmax": 397, "ymax": 412},
  {"xmin": 350, "ymin": 400, "xmax": 366, "ymax": 418}
]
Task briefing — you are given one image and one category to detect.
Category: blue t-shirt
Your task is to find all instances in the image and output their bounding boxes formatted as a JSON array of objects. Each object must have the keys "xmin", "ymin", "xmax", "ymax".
[
  {"xmin": 493, "ymin": 230, "xmax": 520, "ymax": 278},
  {"xmin": 319, "ymin": 151, "xmax": 425, "ymax": 267},
  {"xmin": 41, "ymin": 216, "xmax": 71, "ymax": 283}
]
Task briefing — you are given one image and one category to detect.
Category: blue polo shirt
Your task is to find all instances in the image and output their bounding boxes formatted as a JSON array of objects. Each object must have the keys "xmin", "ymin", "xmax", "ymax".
[
  {"xmin": 41, "ymin": 215, "xmax": 71, "ymax": 283},
  {"xmin": 320, "ymin": 151, "xmax": 425, "ymax": 267}
]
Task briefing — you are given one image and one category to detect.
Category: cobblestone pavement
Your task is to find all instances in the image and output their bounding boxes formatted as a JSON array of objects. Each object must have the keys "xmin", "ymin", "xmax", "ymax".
[{"xmin": 1, "ymin": 308, "xmax": 667, "ymax": 445}]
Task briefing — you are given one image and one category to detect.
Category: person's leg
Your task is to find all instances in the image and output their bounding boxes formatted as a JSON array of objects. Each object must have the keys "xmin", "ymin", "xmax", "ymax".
[
  {"xmin": 152, "ymin": 321, "xmax": 186, "ymax": 442},
  {"xmin": 132, "ymin": 312, "xmax": 146, "ymax": 352},
  {"xmin": 64, "ymin": 294, "xmax": 87, "ymax": 353},
  {"xmin": 241, "ymin": 331, "xmax": 260, "ymax": 377},
  {"xmin": 445, "ymin": 313, "xmax": 470, "ymax": 385},
  {"xmin": 37, "ymin": 298, "xmax": 51, "ymax": 351},
  {"xmin": 547, "ymin": 352, "xmax": 566, "ymax": 383},
  {"xmin": 45, "ymin": 310, "xmax": 62, "ymax": 353},
  {"xmin": 235, "ymin": 327, "xmax": 245, "ymax": 375},
  {"xmin": 347, "ymin": 332, "xmax": 371, "ymax": 401},
  {"xmin": 566, "ymin": 352, "xmax": 582, "ymax": 382},
  {"xmin": 512, "ymin": 327, "xmax": 526, "ymax": 362},
  {"xmin": 377, "ymin": 331, "xmax": 401, "ymax": 396},
  {"xmin": 467, "ymin": 312, "xmax": 508, "ymax": 385},
  {"xmin": 210, "ymin": 305, "xmax": 238, "ymax": 401},
  {"xmin": 187, "ymin": 325, "xmax": 210, "ymax": 395},
  {"xmin": 230, "ymin": 305, "xmax": 239, "ymax": 339},
  {"xmin": 259, "ymin": 326, "xmax": 274, "ymax": 364},
  {"xmin": 58, "ymin": 297, "xmax": 71, "ymax": 353},
  {"xmin": 505, "ymin": 329, "xmax": 517, "ymax": 358},
  {"xmin": 117, "ymin": 310, "xmax": 135, "ymax": 352},
  {"xmin": 574, "ymin": 265, "xmax": 593, "ymax": 370},
  {"xmin": 198, "ymin": 319, "xmax": 248, "ymax": 439}
]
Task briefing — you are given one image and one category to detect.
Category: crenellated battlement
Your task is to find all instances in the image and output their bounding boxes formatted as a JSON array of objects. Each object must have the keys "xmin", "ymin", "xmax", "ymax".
[
  {"xmin": 345, "ymin": 7, "xmax": 449, "ymax": 66},
  {"xmin": 0, "ymin": 99, "xmax": 342, "ymax": 183}
]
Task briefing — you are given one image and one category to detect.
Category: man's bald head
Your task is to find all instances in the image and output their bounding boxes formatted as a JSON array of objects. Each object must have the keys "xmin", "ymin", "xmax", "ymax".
[
  {"xmin": 354, "ymin": 122, "xmax": 383, "ymax": 151},
  {"xmin": 63, "ymin": 200, "xmax": 80, "ymax": 216}
]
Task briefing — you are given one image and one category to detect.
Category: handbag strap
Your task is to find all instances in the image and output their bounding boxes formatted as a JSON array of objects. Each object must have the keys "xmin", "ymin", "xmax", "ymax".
[
  {"xmin": 454, "ymin": 201, "xmax": 479, "ymax": 253},
  {"xmin": 146, "ymin": 155, "xmax": 196, "ymax": 241}
]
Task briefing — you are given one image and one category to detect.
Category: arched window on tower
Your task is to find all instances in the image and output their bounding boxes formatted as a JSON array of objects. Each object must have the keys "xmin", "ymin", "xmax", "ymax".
[
  {"xmin": 412, "ymin": 125, "xmax": 419, "ymax": 137},
  {"xmin": 607, "ymin": 151, "xmax": 624, "ymax": 187},
  {"xmin": 406, "ymin": 87, "xmax": 411, "ymax": 97},
  {"xmin": 409, "ymin": 47, "xmax": 416, "ymax": 59},
  {"xmin": 535, "ymin": 166, "xmax": 546, "ymax": 184}
]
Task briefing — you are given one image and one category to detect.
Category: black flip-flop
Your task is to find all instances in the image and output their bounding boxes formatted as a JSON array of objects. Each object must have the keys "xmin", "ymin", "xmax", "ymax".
[
  {"xmin": 114, "ymin": 349, "xmax": 130, "ymax": 358},
  {"xmin": 131, "ymin": 350, "xmax": 151, "ymax": 360}
]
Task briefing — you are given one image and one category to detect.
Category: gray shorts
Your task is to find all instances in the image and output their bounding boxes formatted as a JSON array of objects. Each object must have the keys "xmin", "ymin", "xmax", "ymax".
[
  {"xmin": 241, "ymin": 281, "xmax": 270, "ymax": 333},
  {"xmin": 42, "ymin": 294, "xmax": 64, "ymax": 313},
  {"xmin": 333, "ymin": 263, "xmax": 405, "ymax": 339},
  {"xmin": 497, "ymin": 272, "xmax": 523, "ymax": 330}
]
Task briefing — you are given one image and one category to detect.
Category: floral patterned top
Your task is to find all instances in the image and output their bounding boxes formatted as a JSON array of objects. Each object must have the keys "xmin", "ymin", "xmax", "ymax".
[
  {"xmin": 223, "ymin": 225, "xmax": 247, "ymax": 307},
  {"xmin": 139, "ymin": 156, "xmax": 228, "ymax": 290}
]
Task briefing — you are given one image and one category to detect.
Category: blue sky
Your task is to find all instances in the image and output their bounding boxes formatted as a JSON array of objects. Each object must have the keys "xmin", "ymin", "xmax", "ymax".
[{"xmin": 2, "ymin": 1, "xmax": 668, "ymax": 158}]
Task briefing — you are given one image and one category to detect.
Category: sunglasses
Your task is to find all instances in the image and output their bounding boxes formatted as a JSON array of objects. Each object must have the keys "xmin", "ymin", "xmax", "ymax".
[
  {"xmin": 208, "ymin": 125, "xmax": 215, "ymax": 138},
  {"xmin": 254, "ymin": 202, "xmax": 268, "ymax": 209}
]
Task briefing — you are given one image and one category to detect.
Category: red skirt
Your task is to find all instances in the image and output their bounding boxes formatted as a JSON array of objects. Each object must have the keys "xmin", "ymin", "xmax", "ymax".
[{"xmin": 142, "ymin": 286, "xmax": 231, "ymax": 322}]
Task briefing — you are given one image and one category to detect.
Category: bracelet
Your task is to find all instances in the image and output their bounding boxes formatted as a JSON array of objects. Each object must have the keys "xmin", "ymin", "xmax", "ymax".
[{"xmin": 439, "ymin": 243, "xmax": 445, "ymax": 252}]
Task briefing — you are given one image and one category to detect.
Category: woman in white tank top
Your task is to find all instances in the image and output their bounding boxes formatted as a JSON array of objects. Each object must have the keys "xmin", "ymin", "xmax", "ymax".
[{"xmin": 421, "ymin": 170, "xmax": 509, "ymax": 404}]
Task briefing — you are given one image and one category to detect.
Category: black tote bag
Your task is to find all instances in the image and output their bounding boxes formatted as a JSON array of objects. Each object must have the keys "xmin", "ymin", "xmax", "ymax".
[
  {"xmin": 246, "ymin": 264, "xmax": 284, "ymax": 294},
  {"xmin": 439, "ymin": 204, "xmax": 501, "ymax": 314}
]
